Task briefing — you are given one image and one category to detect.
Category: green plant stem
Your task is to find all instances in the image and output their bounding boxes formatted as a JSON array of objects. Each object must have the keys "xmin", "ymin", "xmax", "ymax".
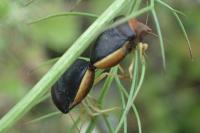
[
  {"xmin": 103, "ymin": 117, "xmax": 114, "ymax": 133},
  {"xmin": 115, "ymin": 76, "xmax": 142, "ymax": 133},
  {"xmin": 115, "ymin": 49, "xmax": 146, "ymax": 133},
  {"xmin": 0, "ymin": 0, "xmax": 127, "ymax": 132},
  {"xmin": 100, "ymin": 68, "xmax": 119, "ymax": 133},
  {"xmin": 115, "ymin": 74, "xmax": 127, "ymax": 133},
  {"xmin": 132, "ymin": 105, "xmax": 142, "ymax": 133}
]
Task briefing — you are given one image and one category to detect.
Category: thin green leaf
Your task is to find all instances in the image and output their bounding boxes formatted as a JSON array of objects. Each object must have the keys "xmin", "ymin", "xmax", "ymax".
[
  {"xmin": 108, "ymin": 5, "xmax": 153, "ymax": 30},
  {"xmin": 132, "ymin": 105, "xmax": 142, "ymax": 133},
  {"xmin": 131, "ymin": 0, "xmax": 142, "ymax": 13},
  {"xmin": 28, "ymin": 57, "xmax": 60, "ymax": 75},
  {"xmin": 115, "ymin": 78, "xmax": 127, "ymax": 133},
  {"xmin": 120, "ymin": 88, "xmax": 127, "ymax": 133},
  {"xmin": 103, "ymin": 116, "xmax": 115, "ymax": 133},
  {"xmin": 128, "ymin": 0, "xmax": 136, "ymax": 14},
  {"xmin": 25, "ymin": 111, "xmax": 61, "ymax": 125},
  {"xmin": 151, "ymin": 8, "xmax": 166, "ymax": 70},
  {"xmin": 28, "ymin": 56, "xmax": 89, "ymax": 77},
  {"xmin": 98, "ymin": 68, "xmax": 118, "ymax": 105},
  {"xmin": 156, "ymin": 0, "xmax": 193, "ymax": 59},
  {"xmin": 131, "ymin": 57, "xmax": 146, "ymax": 105},
  {"xmin": 78, "ymin": 57, "xmax": 90, "ymax": 61},
  {"xmin": 115, "ymin": 48, "xmax": 146, "ymax": 133},
  {"xmin": 173, "ymin": 13, "xmax": 193, "ymax": 59},
  {"xmin": 155, "ymin": 0, "xmax": 186, "ymax": 16},
  {"xmin": 28, "ymin": 12, "xmax": 98, "ymax": 24},
  {"xmin": 115, "ymin": 68, "xmax": 127, "ymax": 133}
]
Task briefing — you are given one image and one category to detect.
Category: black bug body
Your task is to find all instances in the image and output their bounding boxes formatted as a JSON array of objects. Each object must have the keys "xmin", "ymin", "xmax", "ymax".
[
  {"xmin": 90, "ymin": 23, "xmax": 135, "ymax": 69},
  {"xmin": 51, "ymin": 17, "xmax": 151, "ymax": 114},
  {"xmin": 90, "ymin": 18, "xmax": 151, "ymax": 69},
  {"xmin": 51, "ymin": 59, "xmax": 95, "ymax": 113}
]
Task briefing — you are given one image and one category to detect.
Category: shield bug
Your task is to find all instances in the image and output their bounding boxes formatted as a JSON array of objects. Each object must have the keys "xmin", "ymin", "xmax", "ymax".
[
  {"xmin": 90, "ymin": 18, "xmax": 152, "ymax": 69},
  {"xmin": 51, "ymin": 59, "xmax": 95, "ymax": 113}
]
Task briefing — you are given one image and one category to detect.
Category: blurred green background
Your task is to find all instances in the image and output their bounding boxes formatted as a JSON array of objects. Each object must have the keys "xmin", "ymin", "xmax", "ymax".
[{"xmin": 0, "ymin": 0, "xmax": 200, "ymax": 133}]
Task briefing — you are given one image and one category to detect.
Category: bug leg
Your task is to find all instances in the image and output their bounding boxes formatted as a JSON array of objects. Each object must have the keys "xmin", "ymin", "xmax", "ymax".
[
  {"xmin": 118, "ymin": 64, "xmax": 125, "ymax": 75},
  {"xmin": 119, "ymin": 64, "xmax": 134, "ymax": 81},
  {"xmin": 94, "ymin": 72, "xmax": 127, "ymax": 85},
  {"xmin": 128, "ymin": 59, "xmax": 134, "ymax": 80},
  {"xmin": 68, "ymin": 113, "xmax": 81, "ymax": 133},
  {"xmin": 104, "ymin": 72, "xmax": 125, "ymax": 79},
  {"xmin": 128, "ymin": 42, "xmax": 148, "ymax": 79},
  {"xmin": 84, "ymin": 98, "xmax": 119, "ymax": 117},
  {"xmin": 81, "ymin": 101, "xmax": 95, "ymax": 117},
  {"xmin": 90, "ymin": 106, "xmax": 120, "ymax": 117},
  {"xmin": 138, "ymin": 42, "xmax": 148, "ymax": 64},
  {"xmin": 128, "ymin": 50, "xmax": 136, "ymax": 80}
]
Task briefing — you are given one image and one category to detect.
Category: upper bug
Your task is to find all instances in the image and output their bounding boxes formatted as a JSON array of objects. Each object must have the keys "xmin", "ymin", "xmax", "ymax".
[
  {"xmin": 90, "ymin": 18, "xmax": 152, "ymax": 69},
  {"xmin": 51, "ymin": 59, "xmax": 95, "ymax": 113}
]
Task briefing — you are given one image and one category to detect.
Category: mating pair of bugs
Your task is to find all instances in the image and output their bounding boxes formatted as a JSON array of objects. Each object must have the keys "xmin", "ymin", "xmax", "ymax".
[{"xmin": 51, "ymin": 17, "xmax": 152, "ymax": 114}]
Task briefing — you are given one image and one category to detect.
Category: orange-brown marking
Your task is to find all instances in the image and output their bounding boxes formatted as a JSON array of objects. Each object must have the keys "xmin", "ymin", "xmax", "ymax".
[
  {"xmin": 70, "ymin": 69, "xmax": 95, "ymax": 108},
  {"xmin": 128, "ymin": 18, "xmax": 152, "ymax": 39},
  {"xmin": 94, "ymin": 42, "xmax": 130, "ymax": 69},
  {"xmin": 128, "ymin": 18, "xmax": 138, "ymax": 33}
]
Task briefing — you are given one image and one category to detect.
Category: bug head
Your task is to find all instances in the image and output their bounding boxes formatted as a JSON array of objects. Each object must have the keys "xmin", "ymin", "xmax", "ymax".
[{"xmin": 128, "ymin": 18, "xmax": 152, "ymax": 41}]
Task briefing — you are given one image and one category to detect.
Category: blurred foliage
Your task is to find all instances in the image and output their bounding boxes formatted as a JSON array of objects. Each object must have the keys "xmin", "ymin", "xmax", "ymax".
[{"xmin": 0, "ymin": 0, "xmax": 200, "ymax": 133}]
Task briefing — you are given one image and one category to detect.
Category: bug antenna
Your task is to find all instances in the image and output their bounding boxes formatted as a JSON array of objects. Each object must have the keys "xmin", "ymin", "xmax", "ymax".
[
  {"xmin": 69, "ymin": 113, "xmax": 81, "ymax": 133},
  {"xmin": 147, "ymin": 31, "xmax": 159, "ymax": 38}
]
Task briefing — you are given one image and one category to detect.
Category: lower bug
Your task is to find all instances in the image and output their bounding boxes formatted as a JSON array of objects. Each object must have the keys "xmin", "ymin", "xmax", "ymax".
[{"xmin": 51, "ymin": 59, "xmax": 95, "ymax": 113}]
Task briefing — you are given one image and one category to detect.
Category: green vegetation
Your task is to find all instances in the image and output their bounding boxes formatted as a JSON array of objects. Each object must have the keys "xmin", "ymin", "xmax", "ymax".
[{"xmin": 0, "ymin": 0, "xmax": 199, "ymax": 133}]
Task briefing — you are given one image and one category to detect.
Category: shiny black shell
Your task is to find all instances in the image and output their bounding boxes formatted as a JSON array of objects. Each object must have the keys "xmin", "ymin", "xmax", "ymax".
[
  {"xmin": 90, "ymin": 22, "xmax": 136, "ymax": 65},
  {"xmin": 51, "ymin": 59, "xmax": 92, "ymax": 113}
]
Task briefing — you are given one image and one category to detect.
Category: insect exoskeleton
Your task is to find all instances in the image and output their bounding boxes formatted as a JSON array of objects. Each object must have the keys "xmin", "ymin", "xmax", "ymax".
[
  {"xmin": 90, "ymin": 17, "xmax": 152, "ymax": 69},
  {"xmin": 51, "ymin": 59, "xmax": 95, "ymax": 113}
]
